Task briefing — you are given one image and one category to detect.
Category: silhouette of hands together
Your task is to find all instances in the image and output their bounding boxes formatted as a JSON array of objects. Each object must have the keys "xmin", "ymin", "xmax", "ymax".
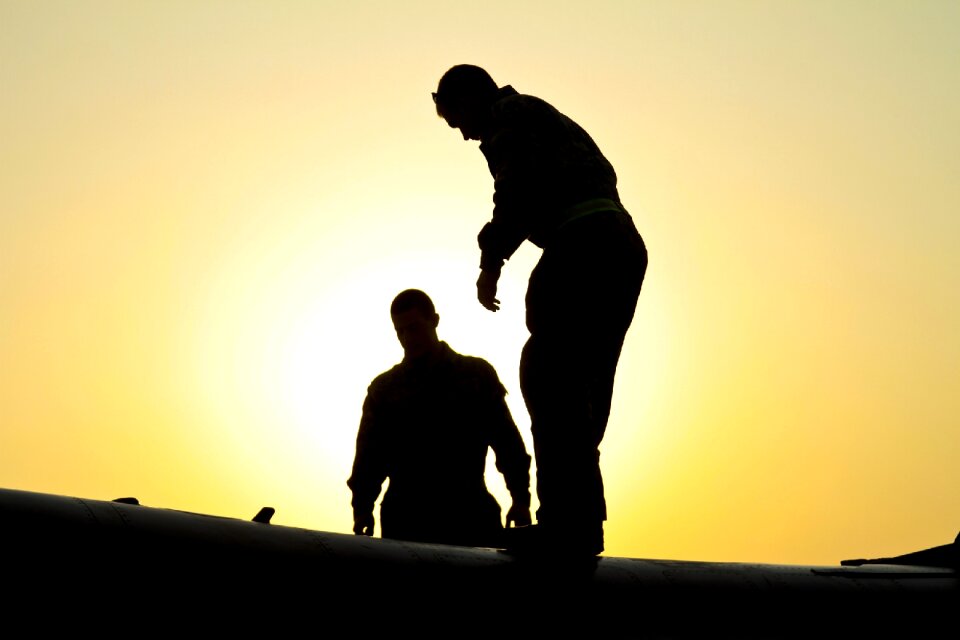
[
  {"xmin": 353, "ymin": 512, "xmax": 375, "ymax": 536},
  {"xmin": 477, "ymin": 269, "xmax": 501, "ymax": 312},
  {"xmin": 505, "ymin": 502, "xmax": 532, "ymax": 528}
]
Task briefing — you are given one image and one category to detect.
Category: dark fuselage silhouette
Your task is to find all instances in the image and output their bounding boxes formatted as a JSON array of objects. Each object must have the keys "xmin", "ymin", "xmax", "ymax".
[{"xmin": 4, "ymin": 487, "xmax": 955, "ymax": 638}]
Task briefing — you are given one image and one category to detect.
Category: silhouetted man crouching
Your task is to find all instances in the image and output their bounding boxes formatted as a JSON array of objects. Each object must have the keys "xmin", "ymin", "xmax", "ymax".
[{"xmin": 348, "ymin": 289, "xmax": 531, "ymax": 547}]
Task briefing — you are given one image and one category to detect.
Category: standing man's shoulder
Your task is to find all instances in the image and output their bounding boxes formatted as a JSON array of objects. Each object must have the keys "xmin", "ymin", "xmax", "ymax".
[{"xmin": 490, "ymin": 86, "xmax": 556, "ymax": 126}]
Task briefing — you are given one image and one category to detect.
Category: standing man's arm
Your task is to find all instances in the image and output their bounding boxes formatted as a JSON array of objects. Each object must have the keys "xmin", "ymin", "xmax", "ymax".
[
  {"xmin": 347, "ymin": 387, "xmax": 388, "ymax": 536},
  {"xmin": 476, "ymin": 115, "xmax": 543, "ymax": 312}
]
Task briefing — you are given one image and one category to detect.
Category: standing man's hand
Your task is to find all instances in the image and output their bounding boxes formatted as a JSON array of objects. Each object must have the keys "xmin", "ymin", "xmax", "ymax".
[
  {"xmin": 353, "ymin": 512, "xmax": 375, "ymax": 536},
  {"xmin": 477, "ymin": 269, "xmax": 501, "ymax": 312}
]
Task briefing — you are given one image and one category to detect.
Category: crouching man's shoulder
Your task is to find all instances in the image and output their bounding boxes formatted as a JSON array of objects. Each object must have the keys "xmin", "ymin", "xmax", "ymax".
[
  {"xmin": 450, "ymin": 351, "xmax": 506, "ymax": 392},
  {"xmin": 366, "ymin": 363, "xmax": 406, "ymax": 397}
]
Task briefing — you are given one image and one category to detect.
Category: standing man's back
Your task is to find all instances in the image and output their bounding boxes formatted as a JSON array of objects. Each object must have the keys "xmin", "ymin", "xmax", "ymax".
[{"xmin": 347, "ymin": 289, "xmax": 531, "ymax": 547}]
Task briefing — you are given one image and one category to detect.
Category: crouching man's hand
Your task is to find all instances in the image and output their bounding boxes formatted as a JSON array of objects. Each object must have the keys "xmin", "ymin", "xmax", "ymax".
[
  {"xmin": 353, "ymin": 511, "xmax": 375, "ymax": 536},
  {"xmin": 505, "ymin": 501, "xmax": 532, "ymax": 528}
]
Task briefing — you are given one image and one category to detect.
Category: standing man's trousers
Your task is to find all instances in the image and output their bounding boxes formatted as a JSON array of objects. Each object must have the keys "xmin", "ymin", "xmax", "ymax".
[{"xmin": 520, "ymin": 209, "xmax": 647, "ymax": 546}]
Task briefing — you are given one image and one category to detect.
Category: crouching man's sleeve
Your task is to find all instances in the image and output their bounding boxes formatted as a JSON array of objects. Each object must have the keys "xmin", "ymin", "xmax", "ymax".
[
  {"xmin": 480, "ymin": 364, "xmax": 531, "ymax": 507},
  {"xmin": 347, "ymin": 383, "xmax": 389, "ymax": 533}
]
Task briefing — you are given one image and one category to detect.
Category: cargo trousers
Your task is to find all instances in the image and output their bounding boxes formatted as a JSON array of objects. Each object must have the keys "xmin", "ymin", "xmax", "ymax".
[{"xmin": 520, "ymin": 209, "xmax": 647, "ymax": 549}]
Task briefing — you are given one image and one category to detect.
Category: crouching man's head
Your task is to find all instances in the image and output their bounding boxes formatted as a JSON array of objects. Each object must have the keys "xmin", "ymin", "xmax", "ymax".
[{"xmin": 390, "ymin": 289, "xmax": 441, "ymax": 361}]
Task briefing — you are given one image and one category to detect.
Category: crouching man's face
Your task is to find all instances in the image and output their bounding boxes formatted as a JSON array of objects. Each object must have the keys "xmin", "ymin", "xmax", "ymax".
[{"xmin": 391, "ymin": 309, "xmax": 440, "ymax": 360}]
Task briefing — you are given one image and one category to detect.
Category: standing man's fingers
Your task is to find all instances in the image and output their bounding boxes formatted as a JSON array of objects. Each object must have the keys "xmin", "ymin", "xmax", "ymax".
[{"xmin": 477, "ymin": 270, "xmax": 501, "ymax": 311}]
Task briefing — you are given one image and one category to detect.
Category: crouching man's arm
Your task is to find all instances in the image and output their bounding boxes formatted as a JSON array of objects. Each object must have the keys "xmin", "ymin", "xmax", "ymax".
[
  {"xmin": 482, "ymin": 364, "xmax": 532, "ymax": 527},
  {"xmin": 347, "ymin": 385, "xmax": 388, "ymax": 536}
]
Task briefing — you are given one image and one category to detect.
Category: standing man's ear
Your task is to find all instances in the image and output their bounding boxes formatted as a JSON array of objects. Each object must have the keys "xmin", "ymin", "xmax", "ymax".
[{"xmin": 431, "ymin": 313, "xmax": 440, "ymax": 329}]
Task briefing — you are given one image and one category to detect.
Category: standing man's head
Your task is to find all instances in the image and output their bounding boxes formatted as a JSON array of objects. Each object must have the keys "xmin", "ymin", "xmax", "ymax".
[
  {"xmin": 390, "ymin": 289, "xmax": 441, "ymax": 360},
  {"xmin": 433, "ymin": 64, "xmax": 498, "ymax": 141}
]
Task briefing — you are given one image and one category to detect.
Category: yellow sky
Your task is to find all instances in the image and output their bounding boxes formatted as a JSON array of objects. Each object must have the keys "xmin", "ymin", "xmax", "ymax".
[{"xmin": 2, "ymin": 1, "xmax": 957, "ymax": 564}]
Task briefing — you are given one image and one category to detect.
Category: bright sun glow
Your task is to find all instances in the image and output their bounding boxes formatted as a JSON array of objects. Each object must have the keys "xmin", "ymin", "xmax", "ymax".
[{"xmin": 185, "ymin": 205, "xmax": 538, "ymax": 528}]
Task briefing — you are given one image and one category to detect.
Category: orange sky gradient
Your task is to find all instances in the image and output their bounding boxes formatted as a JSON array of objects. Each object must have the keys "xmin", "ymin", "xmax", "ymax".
[{"xmin": 2, "ymin": 1, "xmax": 957, "ymax": 564}]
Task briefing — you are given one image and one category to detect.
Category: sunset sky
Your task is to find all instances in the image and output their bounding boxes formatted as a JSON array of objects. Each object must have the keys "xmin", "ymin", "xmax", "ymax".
[{"xmin": 2, "ymin": 1, "xmax": 957, "ymax": 564}]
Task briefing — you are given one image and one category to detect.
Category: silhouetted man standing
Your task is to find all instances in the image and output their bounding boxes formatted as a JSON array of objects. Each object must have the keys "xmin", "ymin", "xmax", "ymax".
[
  {"xmin": 433, "ymin": 65, "xmax": 647, "ymax": 555},
  {"xmin": 348, "ymin": 289, "xmax": 532, "ymax": 547}
]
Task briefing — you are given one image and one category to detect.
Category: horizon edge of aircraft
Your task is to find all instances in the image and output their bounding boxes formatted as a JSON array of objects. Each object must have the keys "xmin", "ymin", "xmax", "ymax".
[{"xmin": 2, "ymin": 486, "xmax": 955, "ymax": 636}]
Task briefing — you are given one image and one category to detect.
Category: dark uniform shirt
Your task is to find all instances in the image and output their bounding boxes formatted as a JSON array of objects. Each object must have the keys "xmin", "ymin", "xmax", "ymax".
[
  {"xmin": 348, "ymin": 342, "xmax": 531, "ymax": 547},
  {"xmin": 477, "ymin": 85, "xmax": 622, "ymax": 271}
]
